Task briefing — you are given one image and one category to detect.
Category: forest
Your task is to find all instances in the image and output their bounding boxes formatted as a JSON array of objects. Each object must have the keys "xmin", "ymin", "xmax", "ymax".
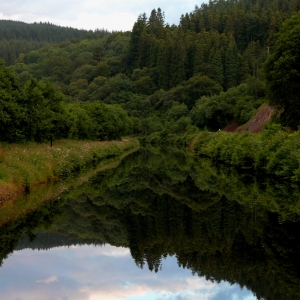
[
  {"xmin": 1, "ymin": 0, "xmax": 300, "ymax": 174},
  {"xmin": 0, "ymin": 20, "xmax": 109, "ymax": 65}
]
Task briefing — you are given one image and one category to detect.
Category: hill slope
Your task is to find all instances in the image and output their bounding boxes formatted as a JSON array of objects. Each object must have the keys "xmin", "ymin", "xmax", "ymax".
[{"xmin": 0, "ymin": 20, "xmax": 110, "ymax": 65}]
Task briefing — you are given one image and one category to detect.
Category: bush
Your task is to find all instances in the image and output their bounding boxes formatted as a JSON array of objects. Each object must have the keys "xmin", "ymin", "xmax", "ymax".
[{"xmin": 193, "ymin": 128, "xmax": 300, "ymax": 181}]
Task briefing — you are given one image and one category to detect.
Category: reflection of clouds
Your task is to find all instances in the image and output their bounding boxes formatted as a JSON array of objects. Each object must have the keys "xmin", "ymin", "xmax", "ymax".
[
  {"xmin": 89, "ymin": 285, "xmax": 152, "ymax": 300},
  {"xmin": 84, "ymin": 276, "xmax": 216, "ymax": 300},
  {"xmin": 98, "ymin": 245, "xmax": 130, "ymax": 256},
  {"xmin": 36, "ymin": 276, "xmax": 58, "ymax": 284},
  {"xmin": 0, "ymin": 245, "xmax": 256, "ymax": 300},
  {"xmin": 47, "ymin": 244, "xmax": 130, "ymax": 258},
  {"xmin": 210, "ymin": 283, "xmax": 258, "ymax": 300}
]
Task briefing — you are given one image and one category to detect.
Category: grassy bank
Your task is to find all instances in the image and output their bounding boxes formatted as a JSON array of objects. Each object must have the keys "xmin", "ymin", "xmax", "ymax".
[
  {"xmin": 0, "ymin": 141, "xmax": 139, "ymax": 226},
  {"xmin": 0, "ymin": 138, "xmax": 139, "ymax": 202},
  {"xmin": 192, "ymin": 126, "xmax": 300, "ymax": 181},
  {"xmin": 142, "ymin": 123, "xmax": 300, "ymax": 182}
]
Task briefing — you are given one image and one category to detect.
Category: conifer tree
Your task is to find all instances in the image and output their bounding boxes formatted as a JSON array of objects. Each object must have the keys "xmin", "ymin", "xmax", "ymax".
[
  {"xmin": 170, "ymin": 29, "xmax": 186, "ymax": 86},
  {"xmin": 224, "ymin": 41, "xmax": 240, "ymax": 90},
  {"xmin": 209, "ymin": 49, "xmax": 224, "ymax": 87},
  {"xmin": 127, "ymin": 14, "xmax": 147, "ymax": 71},
  {"xmin": 265, "ymin": 11, "xmax": 300, "ymax": 128}
]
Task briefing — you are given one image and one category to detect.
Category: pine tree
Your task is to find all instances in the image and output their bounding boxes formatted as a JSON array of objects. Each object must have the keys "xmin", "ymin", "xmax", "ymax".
[
  {"xmin": 147, "ymin": 8, "xmax": 165, "ymax": 38},
  {"xmin": 224, "ymin": 41, "xmax": 240, "ymax": 90},
  {"xmin": 170, "ymin": 29, "xmax": 186, "ymax": 87},
  {"xmin": 209, "ymin": 49, "xmax": 224, "ymax": 86},
  {"xmin": 157, "ymin": 39, "xmax": 172, "ymax": 90},
  {"xmin": 127, "ymin": 14, "xmax": 147, "ymax": 71}
]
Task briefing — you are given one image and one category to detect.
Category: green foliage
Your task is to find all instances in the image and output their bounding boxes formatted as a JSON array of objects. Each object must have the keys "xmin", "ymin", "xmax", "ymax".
[
  {"xmin": 3, "ymin": 1, "xmax": 300, "ymax": 139},
  {"xmin": 0, "ymin": 139, "xmax": 139, "ymax": 198},
  {"xmin": 94, "ymin": 62, "xmax": 110, "ymax": 77},
  {"xmin": 167, "ymin": 103, "xmax": 189, "ymax": 120},
  {"xmin": 182, "ymin": 75, "xmax": 222, "ymax": 109},
  {"xmin": 191, "ymin": 82, "xmax": 265, "ymax": 130},
  {"xmin": 224, "ymin": 41, "xmax": 240, "ymax": 89},
  {"xmin": 104, "ymin": 74, "xmax": 133, "ymax": 104},
  {"xmin": 264, "ymin": 11, "xmax": 300, "ymax": 128},
  {"xmin": 0, "ymin": 60, "xmax": 133, "ymax": 143},
  {"xmin": 0, "ymin": 20, "xmax": 110, "ymax": 65},
  {"xmin": 193, "ymin": 127, "xmax": 300, "ymax": 181}
]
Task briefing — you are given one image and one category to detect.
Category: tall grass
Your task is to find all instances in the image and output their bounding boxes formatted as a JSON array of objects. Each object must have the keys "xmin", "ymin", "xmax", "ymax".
[
  {"xmin": 0, "ymin": 141, "xmax": 139, "ymax": 226},
  {"xmin": 0, "ymin": 139, "xmax": 139, "ymax": 202}
]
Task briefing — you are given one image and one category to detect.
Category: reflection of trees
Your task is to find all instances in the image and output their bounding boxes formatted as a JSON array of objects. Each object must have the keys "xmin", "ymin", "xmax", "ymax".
[
  {"xmin": 2, "ymin": 147, "xmax": 300, "ymax": 300},
  {"xmin": 47, "ymin": 147, "xmax": 300, "ymax": 300},
  {"xmin": 0, "ymin": 200, "xmax": 62, "ymax": 266},
  {"xmin": 123, "ymin": 194, "xmax": 300, "ymax": 300}
]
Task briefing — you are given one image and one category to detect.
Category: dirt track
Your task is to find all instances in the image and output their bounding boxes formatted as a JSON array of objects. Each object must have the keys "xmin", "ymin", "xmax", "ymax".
[
  {"xmin": 240, "ymin": 106, "xmax": 275, "ymax": 133},
  {"xmin": 223, "ymin": 105, "xmax": 275, "ymax": 133}
]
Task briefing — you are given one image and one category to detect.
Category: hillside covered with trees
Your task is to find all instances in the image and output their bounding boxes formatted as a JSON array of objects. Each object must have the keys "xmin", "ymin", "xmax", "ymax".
[
  {"xmin": 1, "ymin": 0, "xmax": 300, "ymax": 143},
  {"xmin": 0, "ymin": 61, "xmax": 131, "ymax": 142},
  {"xmin": 0, "ymin": 20, "xmax": 109, "ymax": 65}
]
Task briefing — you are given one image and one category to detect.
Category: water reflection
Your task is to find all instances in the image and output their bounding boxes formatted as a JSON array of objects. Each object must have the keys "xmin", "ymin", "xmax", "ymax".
[
  {"xmin": 0, "ymin": 245, "xmax": 255, "ymax": 300},
  {"xmin": 1, "ymin": 146, "xmax": 300, "ymax": 300}
]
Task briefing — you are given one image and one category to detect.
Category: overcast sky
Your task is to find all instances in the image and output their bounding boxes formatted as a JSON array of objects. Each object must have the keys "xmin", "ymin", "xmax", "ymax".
[{"xmin": 0, "ymin": 0, "xmax": 209, "ymax": 32}]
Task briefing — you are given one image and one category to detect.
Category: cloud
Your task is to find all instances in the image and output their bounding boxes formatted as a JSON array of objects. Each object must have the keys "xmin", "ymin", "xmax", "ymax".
[
  {"xmin": 36, "ymin": 276, "xmax": 58, "ymax": 284},
  {"xmin": 0, "ymin": 0, "xmax": 204, "ymax": 31}
]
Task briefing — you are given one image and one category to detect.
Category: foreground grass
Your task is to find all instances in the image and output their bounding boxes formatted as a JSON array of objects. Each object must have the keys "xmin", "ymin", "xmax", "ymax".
[{"xmin": 0, "ymin": 138, "xmax": 139, "ymax": 202}]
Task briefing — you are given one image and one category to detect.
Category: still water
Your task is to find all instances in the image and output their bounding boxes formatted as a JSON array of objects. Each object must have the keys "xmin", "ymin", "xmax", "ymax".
[{"xmin": 0, "ymin": 147, "xmax": 299, "ymax": 300}]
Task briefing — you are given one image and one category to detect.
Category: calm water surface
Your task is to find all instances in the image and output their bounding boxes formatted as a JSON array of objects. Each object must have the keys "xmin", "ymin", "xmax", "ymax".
[{"xmin": 0, "ymin": 147, "xmax": 299, "ymax": 300}]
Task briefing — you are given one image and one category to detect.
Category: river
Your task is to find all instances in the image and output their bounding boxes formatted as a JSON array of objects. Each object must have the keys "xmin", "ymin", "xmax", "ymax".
[{"xmin": 0, "ymin": 146, "xmax": 299, "ymax": 300}]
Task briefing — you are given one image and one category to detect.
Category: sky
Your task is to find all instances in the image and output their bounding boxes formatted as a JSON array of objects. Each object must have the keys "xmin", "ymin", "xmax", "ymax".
[
  {"xmin": 0, "ymin": 0, "xmax": 208, "ymax": 32},
  {"xmin": 0, "ymin": 244, "xmax": 257, "ymax": 300}
]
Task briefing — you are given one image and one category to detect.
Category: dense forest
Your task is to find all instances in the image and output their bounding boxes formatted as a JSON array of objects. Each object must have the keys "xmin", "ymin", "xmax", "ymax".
[
  {"xmin": 0, "ymin": 20, "xmax": 109, "ymax": 65},
  {"xmin": 0, "ymin": 0, "xmax": 300, "ymax": 146},
  {"xmin": 1, "ymin": 0, "xmax": 300, "ymax": 145},
  {"xmin": 0, "ymin": 21, "xmax": 129, "ymax": 143},
  {"xmin": 0, "ymin": 61, "xmax": 131, "ymax": 142}
]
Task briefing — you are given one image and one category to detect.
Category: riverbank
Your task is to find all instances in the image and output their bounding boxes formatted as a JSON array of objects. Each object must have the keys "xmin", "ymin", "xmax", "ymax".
[
  {"xmin": 0, "ymin": 138, "xmax": 139, "ymax": 203},
  {"xmin": 192, "ymin": 126, "xmax": 300, "ymax": 181},
  {"xmin": 142, "ymin": 123, "xmax": 300, "ymax": 182}
]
